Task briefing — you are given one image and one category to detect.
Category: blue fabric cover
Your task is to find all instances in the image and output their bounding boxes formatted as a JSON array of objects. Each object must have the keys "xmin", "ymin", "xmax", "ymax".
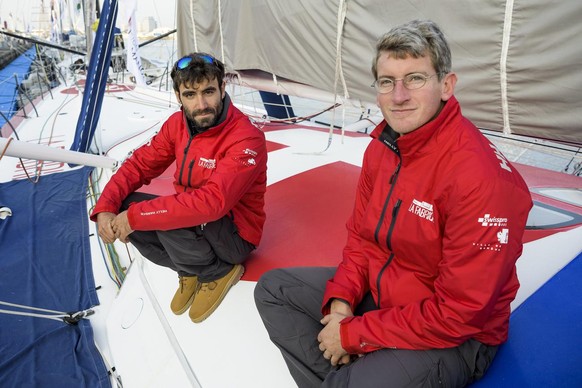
[
  {"xmin": 472, "ymin": 250, "xmax": 582, "ymax": 386},
  {"xmin": 0, "ymin": 47, "xmax": 36, "ymax": 129},
  {"xmin": 0, "ymin": 168, "xmax": 110, "ymax": 387}
]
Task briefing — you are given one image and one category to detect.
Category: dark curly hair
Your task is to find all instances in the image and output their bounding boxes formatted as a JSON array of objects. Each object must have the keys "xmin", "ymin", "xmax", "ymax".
[{"xmin": 170, "ymin": 52, "xmax": 225, "ymax": 92}]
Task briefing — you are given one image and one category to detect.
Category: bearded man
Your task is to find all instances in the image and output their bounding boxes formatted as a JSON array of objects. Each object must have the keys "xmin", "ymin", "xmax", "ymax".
[{"xmin": 93, "ymin": 53, "xmax": 267, "ymax": 323}]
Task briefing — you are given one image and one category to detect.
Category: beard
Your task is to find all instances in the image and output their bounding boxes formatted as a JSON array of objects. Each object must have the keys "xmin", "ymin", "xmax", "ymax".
[{"xmin": 184, "ymin": 100, "xmax": 223, "ymax": 129}]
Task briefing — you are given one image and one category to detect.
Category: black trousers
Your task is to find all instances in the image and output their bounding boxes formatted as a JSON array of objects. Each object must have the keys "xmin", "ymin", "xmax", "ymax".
[
  {"xmin": 254, "ymin": 267, "xmax": 498, "ymax": 388},
  {"xmin": 121, "ymin": 192, "xmax": 255, "ymax": 282}
]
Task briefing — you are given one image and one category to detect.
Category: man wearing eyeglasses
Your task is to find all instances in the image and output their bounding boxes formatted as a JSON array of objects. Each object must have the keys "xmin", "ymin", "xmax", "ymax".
[
  {"xmin": 255, "ymin": 20, "xmax": 532, "ymax": 387},
  {"xmin": 92, "ymin": 53, "xmax": 267, "ymax": 323}
]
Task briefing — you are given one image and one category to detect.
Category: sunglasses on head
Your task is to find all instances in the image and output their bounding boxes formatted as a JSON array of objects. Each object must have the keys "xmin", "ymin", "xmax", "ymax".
[{"xmin": 175, "ymin": 54, "xmax": 217, "ymax": 70}]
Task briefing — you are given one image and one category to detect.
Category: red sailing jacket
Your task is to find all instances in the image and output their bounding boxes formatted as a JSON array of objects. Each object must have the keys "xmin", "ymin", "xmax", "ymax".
[
  {"xmin": 90, "ymin": 95, "xmax": 267, "ymax": 246},
  {"xmin": 322, "ymin": 96, "xmax": 532, "ymax": 353}
]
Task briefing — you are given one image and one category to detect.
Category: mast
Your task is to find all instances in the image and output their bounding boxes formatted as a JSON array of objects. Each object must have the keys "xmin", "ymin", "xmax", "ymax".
[
  {"xmin": 70, "ymin": 0, "xmax": 119, "ymax": 154},
  {"xmin": 83, "ymin": 0, "xmax": 96, "ymax": 57}
]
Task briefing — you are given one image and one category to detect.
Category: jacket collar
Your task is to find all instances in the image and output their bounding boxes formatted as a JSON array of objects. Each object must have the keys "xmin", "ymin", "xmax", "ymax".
[{"xmin": 371, "ymin": 96, "xmax": 461, "ymax": 160}]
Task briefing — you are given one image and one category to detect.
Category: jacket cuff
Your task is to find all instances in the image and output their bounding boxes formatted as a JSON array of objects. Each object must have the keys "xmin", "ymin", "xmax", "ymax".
[
  {"xmin": 322, "ymin": 297, "xmax": 351, "ymax": 316},
  {"xmin": 340, "ymin": 316, "xmax": 382, "ymax": 354},
  {"xmin": 339, "ymin": 316, "xmax": 359, "ymax": 353},
  {"xmin": 126, "ymin": 204, "xmax": 137, "ymax": 230}
]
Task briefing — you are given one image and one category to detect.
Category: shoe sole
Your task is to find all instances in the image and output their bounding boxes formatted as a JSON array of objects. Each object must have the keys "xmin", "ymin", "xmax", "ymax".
[
  {"xmin": 190, "ymin": 265, "xmax": 244, "ymax": 323},
  {"xmin": 172, "ymin": 292, "xmax": 196, "ymax": 315}
]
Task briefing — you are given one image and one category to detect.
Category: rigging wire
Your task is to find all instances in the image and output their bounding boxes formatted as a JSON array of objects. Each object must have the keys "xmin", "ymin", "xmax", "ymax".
[
  {"xmin": 94, "ymin": 341, "xmax": 124, "ymax": 388},
  {"xmin": 311, "ymin": 0, "xmax": 350, "ymax": 155},
  {"xmin": 224, "ymin": 74, "xmax": 346, "ymax": 126},
  {"xmin": 0, "ymin": 301, "xmax": 94, "ymax": 324},
  {"xmin": 288, "ymin": 0, "xmax": 350, "ymax": 155},
  {"xmin": 88, "ymin": 170, "xmax": 127, "ymax": 288},
  {"xmin": 189, "ymin": 0, "xmax": 198, "ymax": 52},
  {"xmin": 217, "ymin": 0, "xmax": 225, "ymax": 63}
]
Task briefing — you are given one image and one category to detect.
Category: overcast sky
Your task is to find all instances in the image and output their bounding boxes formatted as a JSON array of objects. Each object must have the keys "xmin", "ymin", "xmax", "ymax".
[{"xmin": 0, "ymin": 0, "xmax": 177, "ymax": 30}]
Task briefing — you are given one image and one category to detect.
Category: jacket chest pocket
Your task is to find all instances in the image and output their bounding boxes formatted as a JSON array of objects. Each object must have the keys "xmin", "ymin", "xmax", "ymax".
[
  {"xmin": 391, "ymin": 207, "xmax": 443, "ymax": 267},
  {"xmin": 184, "ymin": 156, "xmax": 216, "ymax": 187}
]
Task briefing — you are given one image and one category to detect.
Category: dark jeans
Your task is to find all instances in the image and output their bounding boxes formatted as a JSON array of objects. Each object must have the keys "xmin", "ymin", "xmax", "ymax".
[
  {"xmin": 254, "ymin": 267, "xmax": 498, "ymax": 388},
  {"xmin": 121, "ymin": 192, "xmax": 255, "ymax": 281}
]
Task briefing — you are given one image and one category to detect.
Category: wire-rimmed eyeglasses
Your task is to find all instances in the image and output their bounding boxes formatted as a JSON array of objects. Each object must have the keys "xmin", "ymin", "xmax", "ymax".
[{"xmin": 371, "ymin": 73, "xmax": 441, "ymax": 94}]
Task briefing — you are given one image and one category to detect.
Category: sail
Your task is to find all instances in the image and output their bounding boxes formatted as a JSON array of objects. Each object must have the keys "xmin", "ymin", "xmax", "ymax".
[
  {"xmin": 176, "ymin": 0, "xmax": 582, "ymax": 145},
  {"xmin": 0, "ymin": 168, "xmax": 110, "ymax": 387},
  {"xmin": 70, "ymin": 0, "xmax": 119, "ymax": 153}
]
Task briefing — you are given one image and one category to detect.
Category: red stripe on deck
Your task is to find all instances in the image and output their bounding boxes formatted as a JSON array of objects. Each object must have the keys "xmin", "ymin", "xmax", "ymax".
[
  {"xmin": 266, "ymin": 140, "xmax": 288, "ymax": 153},
  {"xmin": 245, "ymin": 161, "xmax": 360, "ymax": 281},
  {"xmin": 137, "ymin": 140, "xmax": 360, "ymax": 282}
]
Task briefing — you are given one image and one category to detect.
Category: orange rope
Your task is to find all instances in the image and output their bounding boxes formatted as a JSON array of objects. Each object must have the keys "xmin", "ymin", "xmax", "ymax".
[{"xmin": 0, "ymin": 137, "xmax": 13, "ymax": 161}]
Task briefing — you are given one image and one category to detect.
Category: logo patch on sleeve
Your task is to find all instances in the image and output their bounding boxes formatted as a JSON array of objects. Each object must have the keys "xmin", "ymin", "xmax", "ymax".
[
  {"xmin": 478, "ymin": 214, "xmax": 508, "ymax": 227},
  {"xmin": 234, "ymin": 148, "xmax": 258, "ymax": 167},
  {"xmin": 473, "ymin": 214, "xmax": 510, "ymax": 251}
]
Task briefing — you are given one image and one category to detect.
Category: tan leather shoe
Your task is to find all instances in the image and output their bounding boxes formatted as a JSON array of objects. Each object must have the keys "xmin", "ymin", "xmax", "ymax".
[
  {"xmin": 170, "ymin": 275, "xmax": 198, "ymax": 315},
  {"xmin": 189, "ymin": 265, "xmax": 244, "ymax": 323}
]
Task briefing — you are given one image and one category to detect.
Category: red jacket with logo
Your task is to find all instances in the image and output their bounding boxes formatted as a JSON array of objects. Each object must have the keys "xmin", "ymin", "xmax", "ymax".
[
  {"xmin": 90, "ymin": 96, "xmax": 267, "ymax": 246},
  {"xmin": 322, "ymin": 96, "xmax": 532, "ymax": 352}
]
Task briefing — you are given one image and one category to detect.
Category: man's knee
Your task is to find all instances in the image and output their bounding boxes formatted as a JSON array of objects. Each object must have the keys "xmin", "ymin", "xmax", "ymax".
[
  {"xmin": 254, "ymin": 268, "xmax": 284, "ymax": 307},
  {"xmin": 255, "ymin": 268, "xmax": 302, "ymax": 319},
  {"xmin": 222, "ymin": 246, "xmax": 253, "ymax": 265},
  {"xmin": 202, "ymin": 217, "xmax": 254, "ymax": 264}
]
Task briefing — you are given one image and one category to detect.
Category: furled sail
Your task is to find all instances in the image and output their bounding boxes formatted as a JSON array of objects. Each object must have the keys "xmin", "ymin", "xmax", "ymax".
[
  {"xmin": 176, "ymin": 0, "xmax": 582, "ymax": 145},
  {"xmin": 70, "ymin": 0, "xmax": 119, "ymax": 153}
]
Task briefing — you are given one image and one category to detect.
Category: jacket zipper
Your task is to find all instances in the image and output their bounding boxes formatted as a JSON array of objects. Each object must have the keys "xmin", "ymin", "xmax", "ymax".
[
  {"xmin": 374, "ymin": 162, "xmax": 401, "ymax": 243},
  {"xmin": 376, "ymin": 253, "xmax": 394, "ymax": 308},
  {"xmin": 178, "ymin": 137, "xmax": 194, "ymax": 187},
  {"xmin": 376, "ymin": 199, "xmax": 401, "ymax": 307},
  {"xmin": 373, "ymin": 126, "xmax": 402, "ymax": 309},
  {"xmin": 386, "ymin": 199, "xmax": 401, "ymax": 252},
  {"xmin": 187, "ymin": 160, "xmax": 195, "ymax": 187}
]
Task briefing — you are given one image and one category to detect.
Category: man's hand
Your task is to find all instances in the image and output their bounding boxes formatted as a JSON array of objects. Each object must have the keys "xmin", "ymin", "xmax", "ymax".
[
  {"xmin": 330, "ymin": 298, "xmax": 353, "ymax": 316},
  {"xmin": 111, "ymin": 210, "xmax": 133, "ymax": 243},
  {"xmin": 96, "ymin": 212, "xmax": 117, "ymax": 244},
  {"xmin": 318, "ymin": 299, "xmax": 353, "ymax": 366}
]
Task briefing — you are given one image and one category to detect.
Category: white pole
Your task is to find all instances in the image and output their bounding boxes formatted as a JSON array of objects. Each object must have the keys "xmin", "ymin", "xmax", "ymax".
[{"xmin": 0, "ymin": 137, "xmax": 117, "ymax": 169}]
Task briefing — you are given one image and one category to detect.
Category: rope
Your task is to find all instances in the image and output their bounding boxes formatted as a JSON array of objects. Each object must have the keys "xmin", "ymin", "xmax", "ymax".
[
  {"xmin": 19, "ymin": 86, "xmax": 77, "ymax": 184},
  {"xmin": 500, "ymin": 0, "xmax": 515, "ymax": 135},
  {"xmin": 334, "ymin": 0, "xmax": 349, "ymax": 101},
  {"xmin": 0, "ymin": 137, "xmax": 13, "ymax": 160},
  {"xmin": 94, "ymin": 341, "xmax": 124, "ymax": 388},
  {"xmin": 0, "ymin": 300, "xmax": 94, "ymax": 324},
  {"xmin": 272, "ymin": 73, "xmax": 279, "ymax": 95},
  {"xmin": 88, "ymin": 171, "xmax": 127, "ymax": 289},
  {"xmin": 217, "ymin": 0, "xmax": 225, "ymax": 63},
  {"xmin": 189, "ymin": 0, "xmax": 198, "ymax": 52},
  {"xmin": 318, "ymin": 0, "xmax": 349, "ymax": 154}
]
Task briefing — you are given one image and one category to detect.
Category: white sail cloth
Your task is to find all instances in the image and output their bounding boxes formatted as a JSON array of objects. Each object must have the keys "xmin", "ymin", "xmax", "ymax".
[{"xmin": 176, "ymin": 0, "xmax": 582, "ymax": 145}]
